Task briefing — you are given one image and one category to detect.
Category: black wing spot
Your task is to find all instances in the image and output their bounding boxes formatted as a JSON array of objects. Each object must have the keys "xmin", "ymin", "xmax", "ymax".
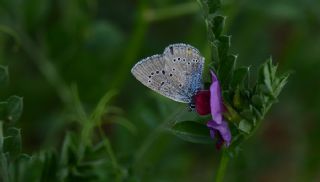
[
  {"xmin": 195, "ymin": 59, "xmax": 198, "ymax": 63},
  {"xmin": 169, "ymin": 74, "xmax": 173, "ymax": 77},
  {"xmin": 183, "ymin": 58, "xmax": 186, "ymax": 62},
  {"xmin": 148, "ymin": 80, "xmax": 151, "ymax": 83},
  {"xmin": 173, "ymin": 58, "xmax": 176, "ymax": 62},
  {"xmin": 161, "ymin": 81, "xmax": 165, "ymax": 86},
  {"xmin": 162, "ymin": 70, "xmax": 165, "ymax": 74},
  {"xmin": 172, "ymin": 68, "xmax": 175, "ymax": 71},
  {"xmin": 187, "ymin": 62, "xmax": 190, "ymax": 65},
  {"xmin": 170, "ymin": 46, "xmax": 174, "ymax": 54},
  {"xmin": 151, "ymin": 72, "xmax": 154, "ymax": 75},
  {"xmin": 156, "ymin": 71, "xmax": 159, "ymax": 74},
  {"xmin": 148, "ymin": 76, "xmax": 151, "ymax": 78},
  {"xmin": 177, "ymin": 57, "xmax": 180, "ymax": 61},
  {"xmin": 179, "ymin": 84, "xmax": 182, "ymax": 87}
]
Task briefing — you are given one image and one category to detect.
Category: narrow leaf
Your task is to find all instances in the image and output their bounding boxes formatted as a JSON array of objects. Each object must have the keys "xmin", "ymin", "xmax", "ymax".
[{"xmin": 274, "ymin": 73, "xmax": 289, "ymax": 96}]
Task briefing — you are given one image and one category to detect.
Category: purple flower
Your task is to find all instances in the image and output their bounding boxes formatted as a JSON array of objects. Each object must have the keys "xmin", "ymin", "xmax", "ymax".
[{"xmin": 194, "ymin": 70, "xmax": 232, "ymax": 148}]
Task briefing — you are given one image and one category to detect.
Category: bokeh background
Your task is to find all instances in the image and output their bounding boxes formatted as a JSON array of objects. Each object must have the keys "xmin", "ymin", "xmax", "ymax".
[{"xmin": 0, "ymin": 0, "xmax": 320, "ymax": 181}]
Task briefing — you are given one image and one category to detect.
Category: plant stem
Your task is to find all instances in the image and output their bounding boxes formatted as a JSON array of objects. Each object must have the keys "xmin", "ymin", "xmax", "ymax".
[{"xmin": 215, "ymin": 149, "xmax": 229, "ymax": 182}]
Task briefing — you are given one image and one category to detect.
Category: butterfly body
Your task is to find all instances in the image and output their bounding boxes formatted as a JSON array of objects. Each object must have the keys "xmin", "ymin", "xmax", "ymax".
[{"xmin": 131, "ymin": 43, "xmax": 204, "ymax": 104}]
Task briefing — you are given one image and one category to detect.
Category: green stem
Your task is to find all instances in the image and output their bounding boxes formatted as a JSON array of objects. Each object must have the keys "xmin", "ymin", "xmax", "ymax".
[{"xmin": 215, "ymin": 149, "xmax": 229, "ymax": 182}]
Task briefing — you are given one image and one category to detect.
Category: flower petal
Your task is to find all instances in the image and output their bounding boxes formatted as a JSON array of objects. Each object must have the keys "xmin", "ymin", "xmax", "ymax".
[
  {"xmin": 209, "ymin": 129, "xmax": 216, "ymax": 139},
  {"xmin": 209, "ymin": 71, "xmax": 223, "ymax": 124},
  {"xmin": 207, "ymin": 120, "xmax": 232, "ymax": 146},
  {"xmin": 194, "ymin": 90, "xmax": 211, "ymax": 115}
]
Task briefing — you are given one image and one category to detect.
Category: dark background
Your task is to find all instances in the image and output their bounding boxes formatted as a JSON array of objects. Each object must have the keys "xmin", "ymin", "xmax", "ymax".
[{"xmin": 0, "ymin": 0, "xmax": 319, "ymax": 181}]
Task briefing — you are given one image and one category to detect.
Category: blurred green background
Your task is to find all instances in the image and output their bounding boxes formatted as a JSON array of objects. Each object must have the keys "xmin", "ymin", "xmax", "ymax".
[{"xmin": 0, "ymin": 0, "xmax": 320, "ymax": 181}]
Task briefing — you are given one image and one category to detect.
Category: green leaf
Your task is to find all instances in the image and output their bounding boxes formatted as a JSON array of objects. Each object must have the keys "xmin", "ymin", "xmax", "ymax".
[
  {"xmin": 0, "ymin": 65, "xmax": 9, "ymax": 86},
  {"xmin": 207, "ymin": 0, "xmax": 221, "ymax": 14},
  {"xmin": 258, "ymin": 58, "xmax": 279, "ymax": 97},
  {"xmin": 258, "ymin": 84, "xmax": 271, "ymax": 96},
  {"xmin": 6, "ymin": 96, "xmax": 23, "ymax": 123},
  {"xmin": 251, "ymin": 94, "xmax": 264, "ymax": 108},
  {"xmin": 223, "ymin": 103, "xmax": 241, "ymax": 122},
  {"xmin": 251, "ymin": 106, "xmax": 263, "ymax": 122},
  {"xmin": 217, "ymin": 35, "xmax": 231, "ymax": 60},
  {"xmin": 240, "ymin": 108, "xmax": 254, "ymax": 121},
  {"xmin": 274, "ymin": 73, "xmax": 289, "ymax": 96},
  {"xmin": 209, "ymin": 42, "xmax": 219, "ymax": 66},
  {"xmin": 212, "ymin": 15, "xmax": 225, "ymax": 37},
  {"xmin": 171, "ymin": 121, "xmax": 212, "ymax": 144},
  {"xmin": 238, "ymin": 120, "xmax": 252, "ymax": 134},
  {"xmin": 3, "ymin": 127, "xmax": 22, "ymax": 160},
  {"xmin": 231, "ymin": 67, "xmax": 250, "ymax": 88},
  {"xmin": 218, "ymin": 54, "xmax": 236, "ymax": 88}
]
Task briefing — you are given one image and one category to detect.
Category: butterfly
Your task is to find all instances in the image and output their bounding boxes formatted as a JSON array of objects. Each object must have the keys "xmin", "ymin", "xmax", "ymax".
[{"xmin": 131, "ymin": 43, "xmax": 205, "ymax": 108}]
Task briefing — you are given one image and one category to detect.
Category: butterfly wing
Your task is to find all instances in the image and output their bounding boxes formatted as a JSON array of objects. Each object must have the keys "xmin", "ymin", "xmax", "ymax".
[
  {"xmin": 131, "ymin": 43, "xmax": 204, "ymax": 103},
  {"xmin": 163, "ymin": 44, "xmax": 204, "ymax": 100}
]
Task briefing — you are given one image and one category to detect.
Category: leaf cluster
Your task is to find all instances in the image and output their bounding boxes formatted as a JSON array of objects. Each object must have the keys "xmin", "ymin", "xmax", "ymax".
[{"xmin": 0, "ymin": 66, "xmax": 134, "ymax": 182}]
